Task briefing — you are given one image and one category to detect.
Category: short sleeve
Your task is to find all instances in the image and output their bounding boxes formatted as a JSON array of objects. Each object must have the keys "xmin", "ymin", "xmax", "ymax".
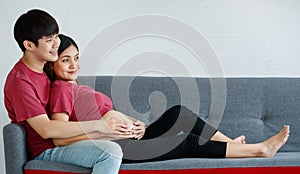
[
  {"xmin": 49, "ymin": 82, "xmax": 73, "ymax": 116},
  {"xmin": 100, "ymin": 93, "xmax": 113, "ymax": 115},
  {"xmin": 9, "ymin": 78, "xmax": 48, "ymax": 122}
]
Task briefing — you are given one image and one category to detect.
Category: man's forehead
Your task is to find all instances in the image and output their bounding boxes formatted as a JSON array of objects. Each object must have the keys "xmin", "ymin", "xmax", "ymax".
[{"xmin": 41, "ymin": 34, "xmax": 58, "ymax": 39}]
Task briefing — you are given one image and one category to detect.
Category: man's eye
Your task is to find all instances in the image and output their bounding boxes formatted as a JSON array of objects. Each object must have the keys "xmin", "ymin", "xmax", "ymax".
[{"xmin": 75, "ymin": 56, "xmax": 80, "ymax": 61}]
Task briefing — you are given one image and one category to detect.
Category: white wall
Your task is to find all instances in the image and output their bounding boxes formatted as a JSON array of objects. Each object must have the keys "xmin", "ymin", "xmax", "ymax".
[{"xmin": 1, "ymin": 0, "xmax": 300, "ymax": 173}]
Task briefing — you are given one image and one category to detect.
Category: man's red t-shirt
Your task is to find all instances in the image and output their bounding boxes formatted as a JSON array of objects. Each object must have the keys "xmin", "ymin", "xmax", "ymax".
[
  {"xmin": 49, "ymin": 80, "xmax": 113, "ymax": 121},
  {"xmin": 4, "ymin": 60, "xmax": 55, "ymax": 159}
]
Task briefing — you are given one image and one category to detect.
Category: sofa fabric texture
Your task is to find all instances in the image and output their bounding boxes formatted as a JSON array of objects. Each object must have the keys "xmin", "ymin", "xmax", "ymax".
[{"xmin": 3, "ymin": 76, "xmax": 300, "ymax": 173}]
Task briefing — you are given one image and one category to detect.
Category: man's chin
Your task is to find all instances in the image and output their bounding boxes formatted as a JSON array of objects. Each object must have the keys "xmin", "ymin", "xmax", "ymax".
[{"xmin": 48, "ymin": 56, "xmax": 58, "ymax": 62}]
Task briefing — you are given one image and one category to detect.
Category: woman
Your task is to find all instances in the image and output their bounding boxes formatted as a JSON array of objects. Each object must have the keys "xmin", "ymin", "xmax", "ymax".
[{"xmin": 44, "ymin": 34, "xmax": 289, "ymax": 163}]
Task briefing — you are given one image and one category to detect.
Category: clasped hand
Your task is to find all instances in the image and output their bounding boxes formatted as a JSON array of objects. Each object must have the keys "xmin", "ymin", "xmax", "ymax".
[{"xmin": 102, "ymin": 110, "xmax": 146, "ymax": 140}]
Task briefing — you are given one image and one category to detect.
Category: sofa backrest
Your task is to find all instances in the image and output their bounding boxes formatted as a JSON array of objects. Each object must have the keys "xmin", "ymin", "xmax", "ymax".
[{"xmin": 78, "ymin": 76, "xmax": 300, "ymax": 152}]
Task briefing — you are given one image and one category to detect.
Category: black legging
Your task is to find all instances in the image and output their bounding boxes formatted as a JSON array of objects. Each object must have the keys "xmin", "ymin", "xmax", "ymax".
[{"xmin": 118, "ymin": 105, "xmax": 227, "ymax": 163}]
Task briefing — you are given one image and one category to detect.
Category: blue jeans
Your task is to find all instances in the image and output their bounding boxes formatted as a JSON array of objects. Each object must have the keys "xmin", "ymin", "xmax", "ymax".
[{"xmin": 35, "ymin": 140, "xmax": 123, "ymax": 174}]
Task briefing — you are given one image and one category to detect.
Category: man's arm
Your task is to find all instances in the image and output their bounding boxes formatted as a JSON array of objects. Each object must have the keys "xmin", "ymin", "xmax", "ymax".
[
  {"xmin": 49, "ymin": 112, "xmax": 135, "ymax": 146},
  {"xmin": 52, "ymin": 132, "xmax": 111, "ymax": 146},
  {"xmin": 26, "ymin": 113, "xmax": 133, "ymax": 140}
]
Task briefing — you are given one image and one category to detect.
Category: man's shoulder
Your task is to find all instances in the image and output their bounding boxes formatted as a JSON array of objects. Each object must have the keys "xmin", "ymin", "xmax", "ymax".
[
  {"xmin": 5, "ymin": 60, "xmax": 49, "ymax": 92},
  {"xmin": 11, "ymin": 60, "xmax": 48, "ymax": 79},
  {"xmin": 6, "ymin": 61, "xmax": 30, "ymax": 82}
]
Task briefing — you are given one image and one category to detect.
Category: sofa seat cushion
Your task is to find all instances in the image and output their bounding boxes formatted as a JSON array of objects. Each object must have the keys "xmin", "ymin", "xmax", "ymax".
[
  {"xmin": 119, "ymin": 167, "xmax": 300, "ymax": 174},
  {"xmin": 25, "ymin": 167, "xmax": 300, "ymax": 174},
  {"xmin": 24, "ymin": 152, "xmax": 300, "ymax": 173},
  {"xmin": 120, "ymin": 152, "xmax": 300, "ymax": 170},
  {"xmin": 24, "ymin": 160, "xmax": 91, "ymax": 173}
]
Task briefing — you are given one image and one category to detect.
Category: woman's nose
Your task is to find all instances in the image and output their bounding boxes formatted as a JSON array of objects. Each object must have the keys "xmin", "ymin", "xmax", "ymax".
[{"xmin": 69, "ymin": 60, "xmax": 77, "ymax": 68}]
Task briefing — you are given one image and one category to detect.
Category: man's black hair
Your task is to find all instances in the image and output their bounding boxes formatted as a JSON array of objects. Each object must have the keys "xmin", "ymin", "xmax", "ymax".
[{"xmin": 14, "ymin": 9, "xmax": 59, "ymax": 52}]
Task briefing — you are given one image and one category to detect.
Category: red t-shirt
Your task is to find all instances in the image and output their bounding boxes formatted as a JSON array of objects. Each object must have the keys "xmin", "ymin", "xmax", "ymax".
[
  {"xmin": 50, "ymin": 80, "xmax": 113, "ymax": 121},
  {"xmin": 4, "ymin": 60, "xmax": 55, "ymax": 160}
]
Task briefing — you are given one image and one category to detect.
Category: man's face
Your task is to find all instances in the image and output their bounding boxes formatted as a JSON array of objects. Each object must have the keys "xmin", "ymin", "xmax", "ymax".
[{"xmin": 33, "ymin": 34, "xmax": 61, "ymax": 62}]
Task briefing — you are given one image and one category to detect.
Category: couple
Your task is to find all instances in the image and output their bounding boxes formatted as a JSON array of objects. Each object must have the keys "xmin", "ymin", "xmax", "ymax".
[{"xmin": 4, "ymin": 9, "xmax": 290, "ymax": 174}]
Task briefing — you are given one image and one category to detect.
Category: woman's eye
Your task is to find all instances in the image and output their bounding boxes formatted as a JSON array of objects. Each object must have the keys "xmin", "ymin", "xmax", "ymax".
[
  {"xmin": 62, "ymin": 59, "xmax": 68, "ymax": 63},
  {"xmin": 75, "ymin": 56, "xmax": 80, "ymax": 61}
]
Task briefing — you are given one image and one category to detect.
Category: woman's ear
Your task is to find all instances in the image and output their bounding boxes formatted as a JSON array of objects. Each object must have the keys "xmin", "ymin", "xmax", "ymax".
[{"xmin": 23, "ymin": 40, "xmax": 35, "ymax": 51}]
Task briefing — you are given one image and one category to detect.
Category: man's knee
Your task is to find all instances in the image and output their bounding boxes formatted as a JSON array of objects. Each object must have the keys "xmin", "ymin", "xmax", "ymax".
[{"xmin": 91, "ymin": 140, "xmax": 123, "ymax": 159}]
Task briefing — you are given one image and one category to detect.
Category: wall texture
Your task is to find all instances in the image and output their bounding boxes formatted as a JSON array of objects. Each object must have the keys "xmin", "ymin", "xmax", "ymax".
[{"xmin": 1, "ymin": 0, "xmax": 300, "ymax": 173}]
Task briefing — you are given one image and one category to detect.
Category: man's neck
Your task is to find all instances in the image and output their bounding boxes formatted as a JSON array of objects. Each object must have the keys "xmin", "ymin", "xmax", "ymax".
[{"xmin": 21, "ymin": 53, "xmax": 46, "ymax": 73}]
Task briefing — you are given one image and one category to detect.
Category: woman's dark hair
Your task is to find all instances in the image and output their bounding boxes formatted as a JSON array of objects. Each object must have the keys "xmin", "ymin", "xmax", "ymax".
[
  {"xmin": 14, "ymin": 9, "xmax": 59, "ymax": 52},
  {"xmin": 57, "ymin": 34, "xmax": 79, "ymax": 56},
  {"xmin": 44, "ymin": 34, "xmax": 79, "ymax": 82}
]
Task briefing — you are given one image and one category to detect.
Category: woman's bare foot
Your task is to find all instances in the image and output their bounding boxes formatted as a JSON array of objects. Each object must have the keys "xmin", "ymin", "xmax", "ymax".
[
  {"xmin": 259, "ymin": 125, "xmax": 290, "ymax": 158},
  {"xmin": 233, "ymin": 135, "xmax": 246, "ymax": 144}
]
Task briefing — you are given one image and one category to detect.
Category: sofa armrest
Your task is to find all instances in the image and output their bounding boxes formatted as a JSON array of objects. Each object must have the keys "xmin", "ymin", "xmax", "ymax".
[{"xmin": 3, "ymin": 123, "xmax": 27, "ymax": 174}]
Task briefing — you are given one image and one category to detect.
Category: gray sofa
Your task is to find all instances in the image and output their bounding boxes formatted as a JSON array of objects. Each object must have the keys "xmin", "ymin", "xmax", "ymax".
[{"xmin": 3, "ymin": 76, "xmax": 300, "ymax": 173}]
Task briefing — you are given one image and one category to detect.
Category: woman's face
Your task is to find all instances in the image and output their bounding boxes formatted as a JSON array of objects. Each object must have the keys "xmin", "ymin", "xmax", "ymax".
[{"xmin": 53, "ymin": 45, "xmax": 80, "ymax": 83}]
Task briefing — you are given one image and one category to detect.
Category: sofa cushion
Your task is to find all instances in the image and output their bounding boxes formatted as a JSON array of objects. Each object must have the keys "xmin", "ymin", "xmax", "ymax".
[
  {"xmin": 24, "ymin": 154, "xmax": 300, "ymax": 174},
  {"xmin": 24, "ymin": 160, "xmax": 91, "ymax": 173},
  {"xmin": 119, "ymin": 152, "xmax": 300, "ymax": 170},
  {"xmin": 23, "ymin": 153, "xmax": 300, "ymax": 173}
]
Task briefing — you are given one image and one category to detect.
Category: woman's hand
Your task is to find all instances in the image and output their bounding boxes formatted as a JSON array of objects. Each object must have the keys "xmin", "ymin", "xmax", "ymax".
[
  {"xmin": 132, "ymin": 119, "xmax": 147, "ymax": 140},
  {"xmin": 120, "ymin": 113, "xmax": 146, "ymax": 140}
]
